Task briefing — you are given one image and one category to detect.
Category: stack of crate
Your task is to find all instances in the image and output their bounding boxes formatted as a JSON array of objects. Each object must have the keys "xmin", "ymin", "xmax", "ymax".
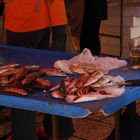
[{"xmin": 100, "ymin": 3, "xmax": 140, "ymax": 57}]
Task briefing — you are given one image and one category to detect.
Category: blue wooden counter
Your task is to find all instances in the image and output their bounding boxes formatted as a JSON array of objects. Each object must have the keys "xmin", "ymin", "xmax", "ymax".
[{"xmin": 0, "ymin": 45, "xmax": 140, "ymax": 140}]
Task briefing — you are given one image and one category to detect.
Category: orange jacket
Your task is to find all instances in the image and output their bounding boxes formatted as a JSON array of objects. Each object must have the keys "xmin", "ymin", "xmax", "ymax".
[{"xmin": 4, "ymin": 0, "xmax": 67, "ymax": 32}]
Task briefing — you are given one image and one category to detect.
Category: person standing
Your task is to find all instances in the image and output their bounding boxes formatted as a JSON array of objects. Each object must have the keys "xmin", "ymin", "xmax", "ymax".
[
  {"xmin": 3, "ymin": 0, "xmax": 75, "ymax": 140},
  {"xmin": 65, "ymin": 0, "xmax": 84, "ymax": 53},
  {"xmin": 80, "ymin": 0, "xmax": 108, "ymax": 55},
  {"xmin": 65, "ymin": 0, "xmax": 84, "ymax": 39},
  {"xmin": 4, "ymin": 0, "xmax": 67, "ymax": 51}
]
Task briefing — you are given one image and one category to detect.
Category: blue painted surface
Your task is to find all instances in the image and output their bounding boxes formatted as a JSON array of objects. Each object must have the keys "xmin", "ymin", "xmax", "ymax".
[{"xmin": 0, "ymin": 45, "xmax": 140, "ymax": 117}]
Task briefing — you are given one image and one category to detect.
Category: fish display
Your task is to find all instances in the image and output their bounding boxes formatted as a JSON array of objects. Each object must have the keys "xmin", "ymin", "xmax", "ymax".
[
  {"xmin": 51, "ymin": 71, "xmax": 125, "ymax": 103},
  {"xmin": 0, "ymin": 64, "xmax": 65, "ymax": 95},
  {"xmin": 0, "ymin": 49, "xmax": 128, "ymax": 103}
]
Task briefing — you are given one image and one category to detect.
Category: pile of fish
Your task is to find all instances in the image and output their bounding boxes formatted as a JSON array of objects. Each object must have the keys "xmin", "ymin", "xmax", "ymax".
[
  {"xmin": 0, "ymin": 63, "xmax": 126, "ymax": 103},
  {"xmin": 51, "ymin": 70, "xmax": 125, "ymax": 103},
  {"xmin": 51, "ymin": 49, "xmax": 127, "ymax": 103},
  {"xmin": 0, "ymin": 64, "xmax": 66, "ymax": 96}
]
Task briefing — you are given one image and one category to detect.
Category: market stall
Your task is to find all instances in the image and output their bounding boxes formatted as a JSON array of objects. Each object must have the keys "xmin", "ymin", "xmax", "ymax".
[{"xmin": 0, "ymin": 45, "xmax": 140, "ymax": 140}]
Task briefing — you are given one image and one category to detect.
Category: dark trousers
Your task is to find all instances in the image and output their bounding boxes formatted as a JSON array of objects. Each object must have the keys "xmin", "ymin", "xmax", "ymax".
[
  {"xmin": 65, "ymin": 0, "xmax": 84, "ymax": 37},
  {"xmin": 0, "ymin": 2, "xmax": 4, "ymax": 16},
  {"xmin": 80, "ymin": 21, "xmax": 101, "ymax": 55},
  {"xmin": 43, "ymin": 114, "xmax": 75, "ymax": 137},
  {"xmin": 108, "ymin": 102, "xmax": 140, "ymax": 140},
  {"xmin": 6, "ymin": 25, "xmax": 67, "ymax": 52},
  {"xmin": 6, "ymin": 26, "xmax": 75, "ymax": 138}
]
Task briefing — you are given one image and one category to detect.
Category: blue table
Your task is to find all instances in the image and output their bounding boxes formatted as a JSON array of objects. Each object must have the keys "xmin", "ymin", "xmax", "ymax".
[{"xmin": 0, "ymin": 45, "xmax": 140, "ymax": 140}]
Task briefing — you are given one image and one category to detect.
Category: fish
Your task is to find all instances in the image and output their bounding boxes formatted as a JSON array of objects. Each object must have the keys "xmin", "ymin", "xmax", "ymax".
[
  {"xmin": 83, "ymin": 71, "xmax": 104, "ymax": 87},
  {"xmin": 39, "ymin": 68, "xmax": 66, "ymax": 76},
  {"xmin": 91, "ymin": 76, "xmax": 111, "ymax": 88}
]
